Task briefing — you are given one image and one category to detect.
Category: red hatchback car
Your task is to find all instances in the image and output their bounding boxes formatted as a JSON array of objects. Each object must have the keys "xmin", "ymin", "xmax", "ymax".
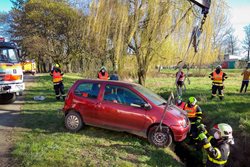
[{"xmin": 63, "ymin": 79, "xmax": 190, "ymax": 147}]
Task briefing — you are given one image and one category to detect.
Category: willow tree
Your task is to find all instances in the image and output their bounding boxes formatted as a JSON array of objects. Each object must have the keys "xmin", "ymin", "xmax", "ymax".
[{"xmin": 127, "ymin": 0, "xmax": 193, "ymax": 85}]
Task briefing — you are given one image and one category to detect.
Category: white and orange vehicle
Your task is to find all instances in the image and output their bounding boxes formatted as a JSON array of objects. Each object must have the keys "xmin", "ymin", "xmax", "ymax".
[
  {"xmin": 21, "ymin": 59, "xmax": 36, "ymax": 75},
  {"xmin": 0, "ymin": 37, "xmax": 25, "ymax": 104}
]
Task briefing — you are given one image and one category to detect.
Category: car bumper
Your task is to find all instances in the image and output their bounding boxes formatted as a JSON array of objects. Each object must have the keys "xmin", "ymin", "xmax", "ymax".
[
  {"xmin": 0, "ymin": 83, "xmax": 25, "ymax": 94},
  {"xmin": 171, "ymin": 124, "xmax": 191, "ymax": 142}
]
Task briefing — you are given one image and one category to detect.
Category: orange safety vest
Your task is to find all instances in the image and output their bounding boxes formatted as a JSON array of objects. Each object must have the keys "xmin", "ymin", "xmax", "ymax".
[
  {"xmin": 212, "ymin": 71, "xmax": 223, "ymax": 84},
  {"xmin": 176, "ymin": 102, "xmax": 186, "ymax": 110},
  {"xmin": 52, "ymin": 70, "xmax": 63, "ymax": 83},
  {"xmin": 184, "ymin": 104, "xmax": 198, "ymax": 118},
  {"xmin": 98, "ymin": 72, "xmax": 109, "ymax": 80}
]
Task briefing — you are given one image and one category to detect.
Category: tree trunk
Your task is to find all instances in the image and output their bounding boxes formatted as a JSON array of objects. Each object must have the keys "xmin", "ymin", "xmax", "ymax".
[
  {"xmin": 248, "ymin": 50, "xmax": 250, "ymax": 61},
  {"xmin": 138, "ymin": 68, "xmax": 146, "ymax": 86}
]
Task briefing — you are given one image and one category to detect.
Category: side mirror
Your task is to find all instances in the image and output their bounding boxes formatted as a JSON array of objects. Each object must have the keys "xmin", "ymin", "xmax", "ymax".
[
  {"xmin": 17, "ymin": 49, "xmax": 22, "ymax": 58},
  {"xmin": 142, "ymin": 103, "xmax": 152, "ymax": 110}
]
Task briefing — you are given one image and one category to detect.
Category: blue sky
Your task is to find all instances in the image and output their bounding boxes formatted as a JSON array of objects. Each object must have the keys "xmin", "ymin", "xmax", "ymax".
[
  {"xmin": 0, "ymin": 0, "xmax": 250, "ymax": 41},
  {"xmin": 0, "ymin": 0, "xmax": 13, "ymax": 12}
]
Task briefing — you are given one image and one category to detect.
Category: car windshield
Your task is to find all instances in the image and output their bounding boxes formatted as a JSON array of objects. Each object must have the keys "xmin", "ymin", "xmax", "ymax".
[
  {"xmin": 133, "ymin": 85, "xmax": 166, "ymax": 106},
  {"xmin": 0, "ymin": 48, "xmax": 19, "ymax": 63}
]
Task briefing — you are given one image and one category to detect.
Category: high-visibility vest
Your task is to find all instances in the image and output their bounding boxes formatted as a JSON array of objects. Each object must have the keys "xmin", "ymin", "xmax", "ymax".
[
  {"xmin": 52, "ymin": 70, "xmax": 63, "ymax": 83},
  {"xmin": 98, "ymin": 72, "xmax": 109, "ymax": 80},
  {"xmin": 176, "ymin": 102, "xmax": 186, "ymax": 110},
  {"xmin": 184, "ymin": 104, "xmax": 198, "ymax": 118},
  {"xmin": 213, "ymin": 71, "xmax": 223, "ymax": 84}
]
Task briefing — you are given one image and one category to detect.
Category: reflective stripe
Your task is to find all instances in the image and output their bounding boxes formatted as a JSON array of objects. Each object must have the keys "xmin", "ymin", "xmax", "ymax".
[
  {"xmin": 214, "ymin": 148, "xmax": 222, "ymax": 159},
  {"xmin": 204, "ymin": 143, "xmax": 211, "ymax": 149},
  {"xmin": 213, "ymin": 83, "xmax": 223, "ymax": 86},
  {"xmin": 208, "ymin": 155, "xmax": 227, "ymax": 165},
  {"xmin": 208, "ymin": 136, "xmax": 213, "ymax": 142},
  {"xmin": 212, "ymin": 94, "xmax": 217, "ymax": 96}
]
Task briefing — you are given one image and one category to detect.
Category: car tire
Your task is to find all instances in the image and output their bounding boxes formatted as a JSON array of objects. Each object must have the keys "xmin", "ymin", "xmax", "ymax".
[
  {"xmin": 0, "ymin": 93, "xmax": 16, "ymax": 104},
  {"xmin": 148, "ymin": 125, "xmax": 172, "ymax": 147},
  {"xmin": 65, "ymin": 111, "xmax": 83, "ymax": 132}
]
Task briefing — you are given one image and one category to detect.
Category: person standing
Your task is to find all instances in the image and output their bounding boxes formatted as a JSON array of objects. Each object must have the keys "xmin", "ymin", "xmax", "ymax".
[
  {"xmin": 176, "ymin": 68, "xmax": 185, "ymax": 96},
  {"xmin": 209, "ymin": 65, "xmax": 227, "ymax": 100},
  {"xmin": 50, "ymin": 64, "xmax": 66, "ymax": 100},
  {"xmin": 97, "ymin": 66, "xmax": 109, "ymax": 80},
  {"xmin": 240, "ymin": 67, "xmax": 250, "ymax": 93}
]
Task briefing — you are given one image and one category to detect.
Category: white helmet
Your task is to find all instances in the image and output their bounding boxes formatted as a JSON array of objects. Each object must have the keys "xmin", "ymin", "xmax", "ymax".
[{"xmin": 212, "ymin": 123, "xmax": 234, "ymax": 144}]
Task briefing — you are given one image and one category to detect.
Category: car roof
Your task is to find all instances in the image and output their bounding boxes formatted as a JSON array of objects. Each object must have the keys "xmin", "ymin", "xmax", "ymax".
[{"xmin": 76, "ymin": 79, "xmax": 140, "ymax": 87}]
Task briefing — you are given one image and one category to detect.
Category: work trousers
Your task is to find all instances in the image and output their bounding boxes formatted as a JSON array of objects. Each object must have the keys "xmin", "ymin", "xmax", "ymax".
[
  {"xmin": 240, "ymin": 80, "xmax": 249, "ymax": 93},
  {"xmin": 211, "ymin": 84, "xmax": 224, "ymax": 100},
  {"xmin": 54, "ymin": 82, "xmax": 65, "ymax": 100}
]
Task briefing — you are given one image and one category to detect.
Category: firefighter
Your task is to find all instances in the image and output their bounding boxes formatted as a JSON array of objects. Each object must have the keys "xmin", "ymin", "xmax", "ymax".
[
  {"xmin": 184, "ymin": 97, "xmax": 203, "ymax": 140},
  {"xmin": 50, "ymin": 64, "xmax": 66, "ymax": 100},
  {"xmin": 209, "ymin": 65, "xmax": 227, "ymax": 100},
  {"xmin": 176, "ymin": 68, "xmax": 185, "ymax": 96},
  {"xmin": 198, "ymin": 123, "xmax": 234, "ymax": 167},
  {"xmin": 175, "ymin": 96, "xmax": 186, "ymax": 109},
  {"xmin": 97, "ymin": 66, "xmax": 109, "ymax": 80}
]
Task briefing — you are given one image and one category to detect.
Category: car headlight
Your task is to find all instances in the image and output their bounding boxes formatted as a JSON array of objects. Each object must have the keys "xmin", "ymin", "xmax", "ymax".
[{"xmin": 179, "ymin": 118, "xmax": 187, "ymax": 128}]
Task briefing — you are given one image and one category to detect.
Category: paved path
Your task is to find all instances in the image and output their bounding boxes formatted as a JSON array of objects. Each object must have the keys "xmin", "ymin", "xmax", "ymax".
[{"xmin": 0, "ymin": 75, "xmax": 34, "ymax": 167}]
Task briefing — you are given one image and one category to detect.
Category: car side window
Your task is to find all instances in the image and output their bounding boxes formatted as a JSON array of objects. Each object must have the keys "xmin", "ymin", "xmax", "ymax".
[
  {"xmin": 74, "ymin": 83, "xmax": 100, "ymax": 99},
  {"xmin": 104, "ymin": 85, "xmax": 145, "ymax": 107}
]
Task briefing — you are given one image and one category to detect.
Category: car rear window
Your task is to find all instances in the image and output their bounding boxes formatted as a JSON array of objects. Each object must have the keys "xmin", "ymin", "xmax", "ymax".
[
  {"xmin": 104, "ymin": 85, "xmax": 145, "ymax": 107},
  {"xmin": 74, "ymin": 82, "xmax": 100, "ymax": 99}
]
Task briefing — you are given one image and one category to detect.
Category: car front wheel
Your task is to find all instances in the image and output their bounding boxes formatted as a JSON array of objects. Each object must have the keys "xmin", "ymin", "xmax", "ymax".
[
  {"xmin": 65, "ymin": 111, "xmax": 83, "ymax": 132},
  {"xmin": 148, "ymin": 125, "xmax": 172, "ymax": 147}
]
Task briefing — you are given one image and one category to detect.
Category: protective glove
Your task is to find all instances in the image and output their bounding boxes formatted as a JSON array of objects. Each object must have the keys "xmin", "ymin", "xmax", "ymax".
[
  {"xmin": 197, "ymin": 123, "xmax": 206, "ymax": 133},
  {"xmin": 198, "ymin": 132, "xmax": 207, "ymax": 141}
]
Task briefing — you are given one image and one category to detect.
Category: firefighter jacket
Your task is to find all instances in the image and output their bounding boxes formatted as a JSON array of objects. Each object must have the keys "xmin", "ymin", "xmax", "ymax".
[
  {"xmin": 184, "ymin": 104, "xmax": 202, "ymax": 124},
  {"xmin": 210, "ymin": 70, "xmax": 227, "ymax": 86},
  {"xmin": 98, "ymin": 71, "xmax": 109, "ymax": 80},
  {"xmin": 202, "ymin": 136, "xmax": 230, "ymax": 167},
  {"xmin": 50, "ymin": 68, "xmax": 63, "ymax": 84}
]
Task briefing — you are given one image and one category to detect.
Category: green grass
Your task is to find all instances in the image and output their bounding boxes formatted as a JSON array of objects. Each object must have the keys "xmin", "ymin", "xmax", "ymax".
[
  {"xmin": 146, "ymin": 69, "xmax": 250, "ymax": 132},
  {"xmin": 12, "ymin": 74, "xmax": 182, "ymax": 167},
  {"xmin": 12, "ymin": 69, "xmax": 250, "ymax": 166}
]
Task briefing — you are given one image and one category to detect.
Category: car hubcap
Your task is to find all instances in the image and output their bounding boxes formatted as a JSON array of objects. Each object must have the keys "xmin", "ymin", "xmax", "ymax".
[
  {"xmin": 67, "ymin": 115, "xmax": 79, "ymax": 129},
  {"xmin": 153, "ymin": 132, "xmax": 167, "ymax": 144}
]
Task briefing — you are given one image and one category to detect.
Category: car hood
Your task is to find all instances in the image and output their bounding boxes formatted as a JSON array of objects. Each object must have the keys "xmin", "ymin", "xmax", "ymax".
[{"xmin": 159, "ymin": 104, "xmax": 187, "ymax": 119}]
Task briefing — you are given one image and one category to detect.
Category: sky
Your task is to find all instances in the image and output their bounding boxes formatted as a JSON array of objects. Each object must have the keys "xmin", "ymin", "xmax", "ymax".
[
  {"xmin": 226, "ymin": 0, "xmax": 250, "ymax": 42},
  {"xmin": 0, "ymin": 0, "xmax": 250, "ymax": 41},
  {"xmin": 0, "ymin": 0, "xmax": 12, "ymax": 12}
]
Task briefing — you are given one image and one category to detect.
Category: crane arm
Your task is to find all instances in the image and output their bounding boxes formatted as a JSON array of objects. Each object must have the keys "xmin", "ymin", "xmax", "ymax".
[{"xmin": 188, "ymin": 0, "xmax": 211, "ymax": 14}]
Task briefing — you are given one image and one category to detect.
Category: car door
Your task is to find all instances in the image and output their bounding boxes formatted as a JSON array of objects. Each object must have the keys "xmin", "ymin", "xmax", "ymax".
[
  {"xmin": 98, "ymin": 84, "xmax": 146, "ymax": 131},
  {"xmin": 73, "ymin": 82, "xmax": 101, "ymax": 125}
]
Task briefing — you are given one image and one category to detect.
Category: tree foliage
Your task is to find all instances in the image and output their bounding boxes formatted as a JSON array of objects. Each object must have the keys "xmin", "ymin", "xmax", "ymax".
[{"xmin": 9, "ymin": 0, "xmax": 231, "ymax": 85}]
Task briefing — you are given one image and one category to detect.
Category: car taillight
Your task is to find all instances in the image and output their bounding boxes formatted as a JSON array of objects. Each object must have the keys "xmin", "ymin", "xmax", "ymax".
[{"xmin": 3, "ymin": 74, "xmax": 22, "ymax": 81}]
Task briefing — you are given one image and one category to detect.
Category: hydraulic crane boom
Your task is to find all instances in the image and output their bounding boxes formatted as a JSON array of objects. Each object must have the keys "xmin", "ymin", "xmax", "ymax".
[{"xmin": 188, "ymin": 0, "xmax": 211, "ymax": 14}]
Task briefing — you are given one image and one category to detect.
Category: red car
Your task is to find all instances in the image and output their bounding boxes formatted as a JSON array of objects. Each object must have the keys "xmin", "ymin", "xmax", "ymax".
[{"xmin": 62, "ymin": 79, "xmax": 190, "ymax": 147}]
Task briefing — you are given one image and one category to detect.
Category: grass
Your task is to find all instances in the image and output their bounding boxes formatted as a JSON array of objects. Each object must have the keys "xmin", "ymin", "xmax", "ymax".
[
  {"xmin": 12, "ymin": 74, "xmax": 182, "ymax": 167},
  {"xmin": 12, "ymin": 69, "xmax": 250, "ymax": 166}
]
